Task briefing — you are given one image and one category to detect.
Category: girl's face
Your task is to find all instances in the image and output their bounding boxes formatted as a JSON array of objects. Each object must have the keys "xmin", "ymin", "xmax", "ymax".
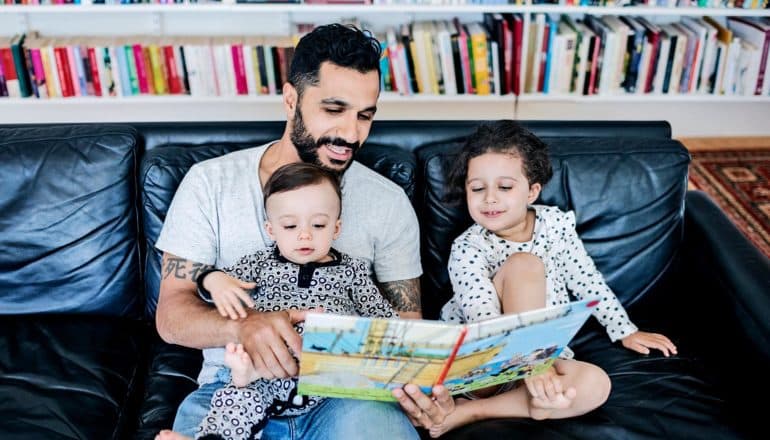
[{"xmin": 465, "ymin": 152, "xmax": 541, "ymax": 241}]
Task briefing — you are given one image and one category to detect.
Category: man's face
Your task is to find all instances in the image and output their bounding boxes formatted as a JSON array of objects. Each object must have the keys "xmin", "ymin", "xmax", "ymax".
[{"xmin": 289, "ymin": 62, "xmax": 380, "ymax": 174}]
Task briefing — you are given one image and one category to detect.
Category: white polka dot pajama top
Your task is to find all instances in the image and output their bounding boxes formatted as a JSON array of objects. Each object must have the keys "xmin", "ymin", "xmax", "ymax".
[{"xmin": 440, "ymin": 205, "xmax": 638, "ymax": 343}]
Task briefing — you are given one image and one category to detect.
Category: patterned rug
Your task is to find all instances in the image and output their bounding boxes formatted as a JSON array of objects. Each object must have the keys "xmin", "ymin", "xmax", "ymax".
[{"xmin": 688, "ymin": 149, "xmax": 770, "ymax": 258}]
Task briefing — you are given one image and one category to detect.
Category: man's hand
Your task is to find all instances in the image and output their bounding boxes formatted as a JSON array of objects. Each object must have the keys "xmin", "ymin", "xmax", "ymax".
[
  {"xmin": 392, "ymin": 384, "xmax": 455, "ymax": 429},
  {"xmin": 237, "ymin": 309, "xmax": 308, "ymax": 379}
]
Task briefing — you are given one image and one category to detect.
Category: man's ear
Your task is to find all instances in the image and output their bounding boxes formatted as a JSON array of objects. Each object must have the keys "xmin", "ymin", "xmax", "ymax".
[
  {"xmin": 265, "ymin": 221, "xmax": 276, "ymax": 241},
  {"xmin": 333, "ymin": 219, "xmax": 342, "ymax": 240},
  {"xmin": 528, "ymin": 183, "xmax": 542, "ymax": 204},
  {"xmin": 283, "ymin": 82, "xmax": 298, "ymax": 118}
]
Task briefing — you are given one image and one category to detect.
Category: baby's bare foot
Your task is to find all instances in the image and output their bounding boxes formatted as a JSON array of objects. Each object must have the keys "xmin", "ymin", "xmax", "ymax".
[
  {"xmin": 224, "ymin": 342, "xmax": 259, "ymax": 387},
  {"xmin": 529, "ymin": 387, "xmax": 577, "ymax": 420},
  {"xmin": 428, "ymin": 398, "xmax": 474, "ymax": 438},
  {"xmin": 155, "ymin": 429, "xmax": 191, "ymax": 440}
]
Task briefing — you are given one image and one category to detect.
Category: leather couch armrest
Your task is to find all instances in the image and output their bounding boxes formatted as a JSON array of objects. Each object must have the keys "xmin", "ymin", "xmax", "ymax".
[{"xmin": 683, "ymin": 190, "xmax": 770, "ymax": 364}]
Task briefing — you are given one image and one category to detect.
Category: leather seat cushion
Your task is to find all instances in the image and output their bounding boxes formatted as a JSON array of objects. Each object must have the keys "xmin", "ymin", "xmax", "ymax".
[{"xmin": 0, "ymin": 314, "xmax": 148, "ymax": 439}]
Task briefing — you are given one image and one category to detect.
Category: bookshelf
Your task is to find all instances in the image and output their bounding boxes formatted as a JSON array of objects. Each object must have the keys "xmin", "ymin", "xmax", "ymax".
[{"xmin": 1, "ymin": 3, "xmax": 770, "ymax": 137}]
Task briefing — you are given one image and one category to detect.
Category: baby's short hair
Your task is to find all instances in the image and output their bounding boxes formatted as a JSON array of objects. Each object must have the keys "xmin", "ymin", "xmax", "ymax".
[{"xmin": 263, "ymin": 162, "xmax": 342, "ymax": 214}]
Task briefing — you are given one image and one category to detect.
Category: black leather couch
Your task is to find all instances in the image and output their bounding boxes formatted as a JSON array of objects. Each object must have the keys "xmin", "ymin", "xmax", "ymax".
[{"xmin": 1, "ymin": 121, "xmax": 768, "ymax": 440}]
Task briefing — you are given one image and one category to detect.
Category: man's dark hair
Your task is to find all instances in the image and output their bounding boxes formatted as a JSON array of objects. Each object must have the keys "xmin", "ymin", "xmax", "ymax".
[
  {"xmin": 264, "ymin": 162, "xmax": 343, "ymax": 215},
  {"xmin": 445, "ymin": 120, "xmax": 553, "ymax": 203},
  {"xmin": 289, "ymin": 23, "xmax": 382, "ymax": 97}
]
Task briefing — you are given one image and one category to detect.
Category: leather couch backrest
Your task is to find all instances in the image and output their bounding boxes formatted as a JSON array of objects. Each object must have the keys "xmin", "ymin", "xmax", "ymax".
[
  {"xmin": 0, "ymin": 125, "xmax": 142, "ymax": 317},
  {"xmin": 134, "ymin": 120, "xmax": 672, "ymax": 153},
  {"xmin": 140, "ymin": 141, "xmax": 416, "ymax": 319},
  {"xmin": 417, "ymin": 136, "xmax": 690, "ymax": 319}
]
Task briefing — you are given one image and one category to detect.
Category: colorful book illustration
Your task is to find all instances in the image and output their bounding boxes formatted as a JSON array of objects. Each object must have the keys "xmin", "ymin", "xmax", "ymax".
[{"xmin": 298, "ymin": 299, "xmax": 597, "ymax": 402}]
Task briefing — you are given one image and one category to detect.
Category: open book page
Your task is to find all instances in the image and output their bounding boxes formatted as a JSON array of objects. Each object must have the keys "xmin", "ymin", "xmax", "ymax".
[
  {"xmin": 442, "ymin": 299, "xmax": 596, "ymax": 395},
  {"xmin": 298, "ymin": 315, "xmax": 463, "ymax": 401},
  {"xmin": 297, "ymin": 299, "xmax": 597, "ymax": 401}
]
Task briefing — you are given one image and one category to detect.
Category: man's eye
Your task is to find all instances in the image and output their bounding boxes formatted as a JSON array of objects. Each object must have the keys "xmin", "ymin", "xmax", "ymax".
[
  {"xmin": 325, "ymin": 108, "xmax": 343, "ymax": 114},
  {"xmin": 358, "ymin": 113, "xmax": 373, "ymax": 121},
  {"xmin": 283, "ymin": 225, "xmax": 296, "ymax": 230}
]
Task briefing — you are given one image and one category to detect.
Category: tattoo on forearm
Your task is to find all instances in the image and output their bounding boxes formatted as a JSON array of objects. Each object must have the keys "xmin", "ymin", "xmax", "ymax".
[
  {"xmin": 188, "ymin": 262, "xmax": 211, "ymax": 282},
  {"xmin": 379, "ymin": 278, "xmax": 421, "ymax": 312},
  {"xmin": 162, "ymin": 257, "xmax": 211, "ymax": 281},
  {"xmin": 163, "ymin": 257, "xmax": 188, "ymax": 280}
]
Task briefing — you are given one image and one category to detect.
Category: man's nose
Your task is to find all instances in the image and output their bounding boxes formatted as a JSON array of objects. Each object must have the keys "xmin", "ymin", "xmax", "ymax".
[{"xmin": 336, "ymin": 114, "xmax": 359, "ymax": 145}]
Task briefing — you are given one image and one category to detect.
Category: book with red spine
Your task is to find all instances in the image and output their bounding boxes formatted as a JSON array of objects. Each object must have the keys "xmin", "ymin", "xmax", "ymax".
[
  {"xmin": 87, "ymin": 46, "xmax": 102, "ymax": 96},
  {"xmin": 133, "ymin": 44, "xmax": 150, "ymax": 94},
  {"xmin": 231, "ymin": 43, "xmax": 248, "ymax": 95}
]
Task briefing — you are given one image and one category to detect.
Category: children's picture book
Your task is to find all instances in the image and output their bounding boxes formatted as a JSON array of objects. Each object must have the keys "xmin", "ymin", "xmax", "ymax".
[{"xmin": 297, "ymin": 299, "xmax": 598, "ymax": 402}]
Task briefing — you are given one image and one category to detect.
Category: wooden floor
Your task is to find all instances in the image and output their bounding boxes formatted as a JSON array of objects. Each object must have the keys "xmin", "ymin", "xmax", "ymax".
[{"xmin": 677, "ymin": 137, "xmax": 770, "ymax": 152}]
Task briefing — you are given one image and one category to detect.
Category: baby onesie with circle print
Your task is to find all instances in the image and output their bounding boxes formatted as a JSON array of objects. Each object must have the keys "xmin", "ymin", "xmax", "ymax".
[
  {"xmin": 197, "ymin": 246, "xmax": 395, "ymax": 440},
  {"xmin": 440, "ymin": 204, "xmax": 638, "ymax": 346}
]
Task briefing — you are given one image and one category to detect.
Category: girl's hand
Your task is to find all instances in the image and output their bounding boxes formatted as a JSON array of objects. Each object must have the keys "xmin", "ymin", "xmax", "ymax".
[
  {"xmin": 205, "ymin": 272, "xmax": 257, "ymax": 320},
  {"xmin": 621, "ymin": 331, "xmax": 678, "ymax": 357}
]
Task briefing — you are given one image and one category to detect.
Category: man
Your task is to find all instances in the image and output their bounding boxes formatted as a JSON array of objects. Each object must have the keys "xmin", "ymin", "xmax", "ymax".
[{"xmin": 154, "ymin": 24, "xmax": 454, "ymax": 439}]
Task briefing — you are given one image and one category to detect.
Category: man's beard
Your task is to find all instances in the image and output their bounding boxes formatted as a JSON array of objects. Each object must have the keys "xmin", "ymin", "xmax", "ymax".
[{"xmin": 290, "ymin": 105, "xmax": 360, "ymax": 174}]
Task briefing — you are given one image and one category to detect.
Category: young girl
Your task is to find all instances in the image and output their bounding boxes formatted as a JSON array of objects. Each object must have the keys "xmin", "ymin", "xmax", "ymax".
[{"xmin": 430, "ymin": 121, "xmax": 677, "ymax": 438}]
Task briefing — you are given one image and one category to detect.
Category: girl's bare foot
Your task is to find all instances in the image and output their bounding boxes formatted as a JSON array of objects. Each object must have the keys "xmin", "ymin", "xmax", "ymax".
[
  {"xmin": 224, "ymin": 342, "xmax": 259, "ymax": 387},
  {"xmin": 155, "ymin": 429, "xmax": 191, "ymax": 440},
  {"xmin": 529, "ymin": 387, "xmax": 577, "ymax": 420},
  {"xmin": 428, "ymin": 398, "xmax": 475, "ymax": 438}
]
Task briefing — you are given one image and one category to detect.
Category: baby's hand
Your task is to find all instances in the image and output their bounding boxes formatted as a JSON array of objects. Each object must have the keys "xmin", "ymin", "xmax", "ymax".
[
  {"xmin": 205, "ymin": 272, "xmax": 257, "ymax": 320},
  {"xmin": 621, "ymin": 331, "xmax": 678, "ymax": 357}
]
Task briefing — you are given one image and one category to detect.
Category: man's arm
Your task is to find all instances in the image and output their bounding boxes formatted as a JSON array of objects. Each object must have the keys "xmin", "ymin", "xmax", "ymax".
[
  {"xmin": 378, "ymin": 277, "xmax": 422, "ymax": 319},
  {"xmin": 156, "ymin": 252, "xmax": 303, "ymax": 379},
  {"xmin": 156, "ymin": 252, "xmax": 241, "ymax": 348},
  {"xmin": 378, "ymin": 277, "xmax": 455, "ymax": 427}
]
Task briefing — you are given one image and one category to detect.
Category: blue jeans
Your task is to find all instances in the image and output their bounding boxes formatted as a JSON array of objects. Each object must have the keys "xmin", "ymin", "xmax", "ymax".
[{"xmin": 172, "ymin": 369, "xmax": 420, "ymax": 439}]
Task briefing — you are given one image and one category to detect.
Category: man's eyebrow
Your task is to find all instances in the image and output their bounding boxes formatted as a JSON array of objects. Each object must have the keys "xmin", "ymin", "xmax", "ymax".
[
  {"xmin": 320, "ymin": 98, "xmax": 349, "ymax": 107},
  {"xmin": 320, "ymin": 98, "xmax": 377, "ymax": 114}
]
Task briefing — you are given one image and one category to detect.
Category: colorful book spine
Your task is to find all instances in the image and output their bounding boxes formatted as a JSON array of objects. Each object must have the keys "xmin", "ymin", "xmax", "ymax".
[
  {"xmin": 30, "ymin": 48, "xmax": 48, "ymax": 99},
  {"xmin": 148, "ymin": 44, "xmax": 168, "ymax": 95},
  {"xmin": 123, "ymin": 45, "xmax": 140, "ymax": 95},
  {"xmin": 87, "ymin": 47, "xmax": 102, "ymax": 96},
  {"xmin": 132, "ymin": 44, "xmax": 149, "ymax": 94}
]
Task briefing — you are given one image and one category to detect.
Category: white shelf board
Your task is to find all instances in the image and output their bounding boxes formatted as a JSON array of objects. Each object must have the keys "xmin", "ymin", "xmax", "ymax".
[{"xmin": 1, "ymin": 4, "xmax": 769, "ymax": 17}]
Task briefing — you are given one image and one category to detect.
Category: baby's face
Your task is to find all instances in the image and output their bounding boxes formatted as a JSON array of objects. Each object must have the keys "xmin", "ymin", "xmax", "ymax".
[{"xmin": 265, "ymin": 182, "xmax": 341, "ymax": 265}]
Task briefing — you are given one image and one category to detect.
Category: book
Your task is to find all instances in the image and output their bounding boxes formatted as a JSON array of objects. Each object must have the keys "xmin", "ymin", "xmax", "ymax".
[{"xmin": 297, "ymin": 299, "xmax": 597, "ymax": 402}]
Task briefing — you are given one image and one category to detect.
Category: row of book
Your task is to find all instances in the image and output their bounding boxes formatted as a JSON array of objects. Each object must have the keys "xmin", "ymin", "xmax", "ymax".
[
  {"xmin": 2, "ymin": 14, "xmax": 770, "ymax": 98},
  {"xmin": 0, "ymin": 34, "xmax": 300, "ymax": 98},
  {"xmin": 380, "ymin": 15, "xmax": 770, "ymax": 97}
]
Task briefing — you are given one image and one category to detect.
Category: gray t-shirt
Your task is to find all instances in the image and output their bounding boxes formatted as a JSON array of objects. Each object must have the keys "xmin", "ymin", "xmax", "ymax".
[{"xmin": 155, "ymin": 142, "xmax": 422, "ymax": 384}]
